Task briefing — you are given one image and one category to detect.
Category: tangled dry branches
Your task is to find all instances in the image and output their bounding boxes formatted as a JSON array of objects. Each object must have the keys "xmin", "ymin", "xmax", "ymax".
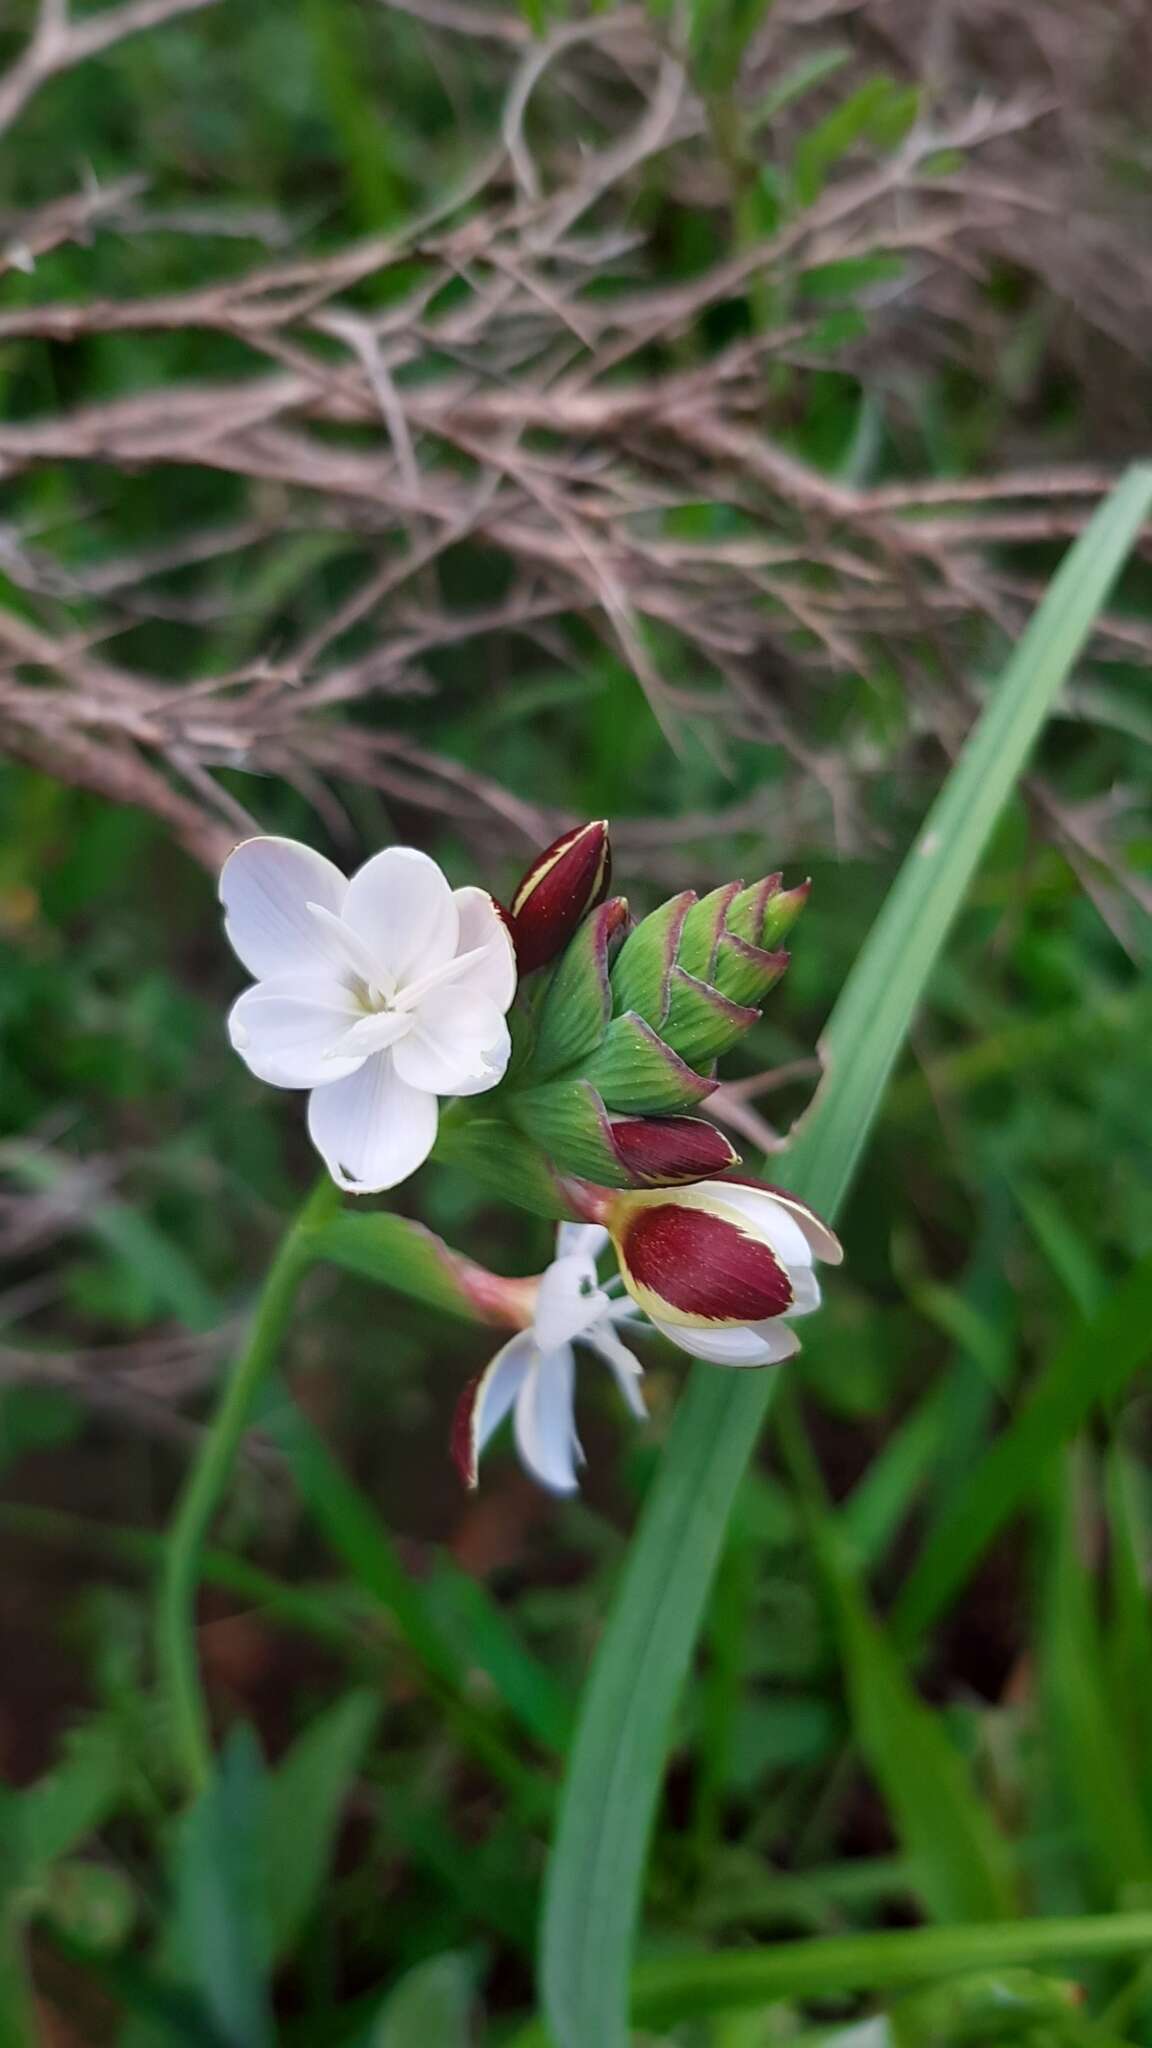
[{"xmin": 1, "ymin": 0, "xmax": 1150, "ymax": 878}]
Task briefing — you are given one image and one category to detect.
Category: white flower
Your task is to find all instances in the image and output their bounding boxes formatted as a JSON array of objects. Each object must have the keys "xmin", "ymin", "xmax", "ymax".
[
  {"xmin": 454, "ymin": 1224, "xmax": 646, "ymax": 1496},
  {"xmin": 220, "ymin": 836, "xmax": 516, "ymax": 1194}
]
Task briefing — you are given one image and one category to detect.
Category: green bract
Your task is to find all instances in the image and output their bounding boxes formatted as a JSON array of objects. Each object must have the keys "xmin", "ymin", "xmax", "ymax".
[{"xmin": 494, "ymin": 872, "xmax": 807, "ymax": 1189}]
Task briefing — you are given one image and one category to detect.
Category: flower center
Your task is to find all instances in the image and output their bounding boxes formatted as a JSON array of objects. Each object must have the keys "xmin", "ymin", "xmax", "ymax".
[
  {"xmin": 352, "ymin": 974, "xmax": 398, "ymax": 1017},
  {"xmin": 534, "ymin": 1256, "xmax": 611, "ymax": 1349}
]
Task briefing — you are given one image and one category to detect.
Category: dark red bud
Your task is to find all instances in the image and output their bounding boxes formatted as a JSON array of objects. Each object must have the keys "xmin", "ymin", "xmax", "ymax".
[
  {"xmin": 609, "ymin": 1115, "xmax": 740, "ymax": 1186},
  {"xmin": 509, "ymin": 820, "xmax": 612, "ymax": 974},
  {"xmin": 614, "ymin": 1200, "xmax": 793, "ymax": 1321}
]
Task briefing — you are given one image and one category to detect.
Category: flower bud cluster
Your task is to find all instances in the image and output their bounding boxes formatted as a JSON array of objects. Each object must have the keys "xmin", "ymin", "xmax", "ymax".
[{"xmin": 504, "ymin": 834, "xmax": 808, "ymax": 1189}]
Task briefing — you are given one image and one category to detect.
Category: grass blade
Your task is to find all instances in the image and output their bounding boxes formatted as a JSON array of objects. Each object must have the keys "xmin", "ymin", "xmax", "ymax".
[
  {"xmin": 781, "ymin": 1402, "xmax": 1015, "ymax": 1924},
  {"xmin": 539, "ymin": 467, "xmax": 1152, "ymax": 2048},
  {"xmin": 510, "ymin": 1914, "xmax": 1152, "ymax": 2043},
  {"xmin": 628, "ymin": 1913, "xmax": 1152, "ymax": 2029},
  {"xmin": 262, "ymin": 1690, "xmax": 380, "ymax": 1962},
  {"xmin": 270, "ymin": 1395, "xmax": 555, "ymax": 1822},
  {"xmin": 893, "ymin": 1249, "xmax": 1152, "ymax": 1645},
  {"xmin": 1040, "ymin": 1464, "xmax": 1152, "ymax": 1905},
  {"xmin": 370, "ymin": 1952, "xmax": 475, "ymax": 2046},
  {"xmin": 172, "ymin": 1729, "xmax": 274, "ymax": 2048}
]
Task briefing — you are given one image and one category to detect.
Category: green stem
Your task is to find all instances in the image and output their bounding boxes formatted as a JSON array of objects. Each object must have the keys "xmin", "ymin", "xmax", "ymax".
[{"xmin": 157, "ymin": 1173, "xmax": 338, "ymax": 1796}]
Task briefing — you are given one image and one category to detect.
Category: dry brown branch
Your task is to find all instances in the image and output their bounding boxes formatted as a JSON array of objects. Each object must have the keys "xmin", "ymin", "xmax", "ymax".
[
  {"xmin": 0, "ymin": 0, "xmax": 1149, "ymax": 892},
  {"xmin": 0, "ymin": 0, "xmax": 220, "ymax": 139},
  {"xmin": 377, "ymin": 0, "xmax": 530, "ymax": 46}
]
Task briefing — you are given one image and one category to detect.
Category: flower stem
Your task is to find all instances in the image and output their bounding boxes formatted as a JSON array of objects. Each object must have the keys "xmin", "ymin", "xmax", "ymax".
[{"xmin": 157, "ymin": 1173, "xmax": 338, "ymax": 1796}]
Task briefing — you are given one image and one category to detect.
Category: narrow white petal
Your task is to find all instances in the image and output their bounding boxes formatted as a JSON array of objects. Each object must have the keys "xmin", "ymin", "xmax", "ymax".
[
  {"xmin": 652, "ymin": 1316, "xmax": 800, "ymax": 1368},
  {"xmin": 227, "ymin": 974, "xmax": 363, "ymax": 1088},
  {"xmin": 394, "ymin": 943, "xmax": 497, "ymax": 1013},
  {"xmin": 305, "ymin": 902, "xmax": 392, "ymax": 991},
  {"xmin": 342, "ymin": 847, "xmax": 458, "ymax": 988},
  {"xmin": 701, "ymin": 1183, "xmax": 815, "ymax": 1271},
  {"xmin": 474, "ymin": 1333, "xmax": 537, "ymax": 1455},
  {"xmin": 584, "ymin": 1322, "xmax": 648, "ymax": 1419},
  {"xmin": 514, "ymin": 1345, "xmax": 582, "ymax": 1495},
  {"xmin": 556, "ymin": 1222, "xmax": 610, "ymax": 1262},
  {"xmin": 534, "ymin": 1254, "xmax": 611, "ymax": 1350},
  {"xmin": 219, "ymin": 837, "xmax": 347, "ymax": 980},
  {"xmin": 452, "ymin": 887, "xmax": 518, "ymax": 1012},
  {"xmin": 391, "ymin": 991, "xmax": 509, "ymax": 1097},
  {"xmin": 328, "ymin": 1010, "xmax": 414, "ymax": 1061},
  {"xmin": 306, "ymin": 1054, "xmax": 437, "ymax": 1193},
  {"xmin": 452, "ymin": 1331, "xmax": 537, "ymax": 1488}
]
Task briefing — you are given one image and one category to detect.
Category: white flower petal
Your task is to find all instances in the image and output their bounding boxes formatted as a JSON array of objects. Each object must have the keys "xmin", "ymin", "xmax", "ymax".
[
  {"xmin": 452, "ymin": 887, "xmax": 518, "ymax": 1011},
  {"xmin": 306, "ymin": 1053, "xmax": 437, "ymax": 1193},
  {"xmin": 652, "ymin": 1315, "xmax": 800, "ymax": 1368},
  {"xmin": 342, "ymin": 847, "xmax": 459, "ymax": 989},
  {"xmin": 704, "ymin": 1183, "xmax": 815, "ymax": 1271},
  {"xmin": 445, "ymin": 1021, "xmax": 511, "ymax": 1097},
  {"xmin": 219, "ymin": 837, "xmax": 347, "ymax": 981},
  {"xmin": 556, "ymin": 1222, "xmax": 610, "ymax": 1262},
  {"xmin": 227, "ymin": 974, "xmax": 364, "ymax": 1088},
  {"xmin": 472, "ymin": 1332, "xmax": 537, "ymax": 1456},
  {"xmin": 534, "ymin": 1254, "xmax": 611, "ymax": 1350},
  {"xmin": 329, "ymin": 1010, "xmax": 415, "ymax": 1061},
  {"xmin": 584, "ymin": 1322, "xmax": 647, "ymax": 1419},
  {"xmin": 787, "ymin": 1267, "xmax": 822, "ymax": 1317},
  {"xmin": 305, "ymin": 902, "xmax": 392, "ymax": 990},
  {"xmin": 396, "ymin": 943, "xmax": 500, "ymax": 1013},
  {"xmin": 759, "ymin": 1188, "xmax": 843, "ymax": 1266},
  {"xmin": 391, "ymin": 991, "xmax": 510, "ymax": 1097},
  {"xmin": 514, "ymin": 1345, "xmax": 582, "ymax": 1495}
]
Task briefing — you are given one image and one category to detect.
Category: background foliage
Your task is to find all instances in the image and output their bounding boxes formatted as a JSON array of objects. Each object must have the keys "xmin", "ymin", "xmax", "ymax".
[{"xmin": 1, "ymin": 0, "xmax": 1151, "ymax": 2043}]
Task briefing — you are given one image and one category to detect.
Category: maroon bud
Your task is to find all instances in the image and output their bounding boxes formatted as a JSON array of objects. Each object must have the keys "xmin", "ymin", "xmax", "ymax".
[
  {"xmin": 509, "ymin": 820, "xmax": 612, "ymax": 974},
  {"xmin": 613, "ymin": 1198, "xmax": 793, "ymax": 1323},
  {"xmin": 609, "ymin": 1114, "xmax": 740, "ymax": 1186}
]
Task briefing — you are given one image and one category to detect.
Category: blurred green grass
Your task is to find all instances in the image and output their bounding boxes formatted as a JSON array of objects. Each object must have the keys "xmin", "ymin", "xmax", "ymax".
[{"xmin": 2, "ymin": 0, "xmax": 1152, "ymax": 2042}]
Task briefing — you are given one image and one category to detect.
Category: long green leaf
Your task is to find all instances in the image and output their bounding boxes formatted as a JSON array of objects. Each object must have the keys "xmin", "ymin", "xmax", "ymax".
[
  {"xmin": 893, "ymin": 1249, "xmax": 1152, "ymax": 1644},
  {"xmin": 513, "ymin": 1913, "xmax": 1152, "ymax": 2044},
  {"xmin": 1103, "ymin": 1448, "xmax": 1152, "ymax": 1811},
  {"xmin": 172, "ymin": 1729, "xmax": 273, "ymax": 2048},
  {"xmin": 780, "ymin": 1398, "xmax": 1013, "ymax": 1924},
  {"xmin": 14, "ymin": 1721, "xmax": 124, "ymax": 1880},
  {"xmin": 262, "ymin": 1690, "xmax": 380, "ymax": 1961},
  {"xmin": 305, "ymin": 1209, "xmax": 491, "ymax": 1322},
  {"xmin": 1041, "ymin": 1464, "xmax": 1152, "ymax": 1904},
  {"xmin": 806, "ymin": 1511, "xmax": 1015, "ymax": 1922},
  {"xmin": 270, "ymin": 1395, "xmax": 554, "ymax": 1821},
  {"xmin": 540, "ymin": 467, "xmax": 1152, "ymax": 2048},
  {"xmin": 370, "ymin": 1951, "xmax": 476, "ymax": 2046}
]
